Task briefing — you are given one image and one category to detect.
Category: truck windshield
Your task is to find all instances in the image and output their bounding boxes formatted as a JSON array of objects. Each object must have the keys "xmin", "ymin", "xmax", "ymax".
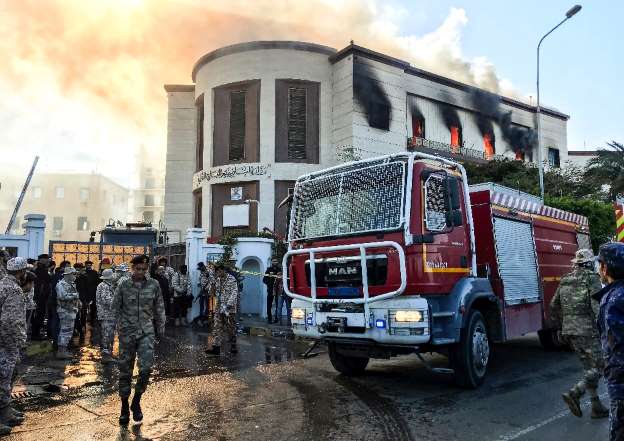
[{"xmin": 291, "ymin": 160, "xmax": 406, "ymax": 240}]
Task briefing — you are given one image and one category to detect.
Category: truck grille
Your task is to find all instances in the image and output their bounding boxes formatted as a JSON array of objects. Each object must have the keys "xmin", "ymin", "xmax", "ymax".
[{"xmin": 304, "ymin": 255, "xmax": 388, "ymax": 293}]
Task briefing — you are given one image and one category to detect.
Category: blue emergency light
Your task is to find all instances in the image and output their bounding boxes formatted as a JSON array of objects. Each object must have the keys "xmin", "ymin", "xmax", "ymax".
[
  {"xmin": 306, "ymin": 317, "xmax": 313, "ymax": 326},
  {"xmin": 375, "ymin": 319, "xmax": 386, "ymax": 329}
]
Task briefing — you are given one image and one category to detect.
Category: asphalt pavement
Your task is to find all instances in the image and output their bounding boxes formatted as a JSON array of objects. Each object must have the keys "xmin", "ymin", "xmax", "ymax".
[{"xmin": 5, "ymin": 326, "xmax": 609, "ymax": 441}]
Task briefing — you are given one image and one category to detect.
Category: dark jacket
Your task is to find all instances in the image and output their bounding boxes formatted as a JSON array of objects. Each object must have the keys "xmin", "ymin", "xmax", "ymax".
[
  {"xmin": 34, "ymin": 266, "xmax": 51, "ymax": 304},
  {"xmin": 263, "ymin": 265, "xmax": 280, "ymax": 294},
  {"xmin": 596, "ymin": 280, "xmax": 624, "ymax": 400},
  {"xmin": 76, "ymin": 273, "xmax": 89, "ymax": 303},
  {"xmin": 84, "ymin": 269, "xmax": 100, "ymax": 302}
]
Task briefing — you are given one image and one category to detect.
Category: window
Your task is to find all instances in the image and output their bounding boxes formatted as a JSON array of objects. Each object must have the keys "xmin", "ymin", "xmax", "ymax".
[
  {"xmin": 53, "ymin": 217, "xmax": 63, "ymax": 231},
  {"xmin": 483, "ymin": 133, "xmax": 495, "ymax": 159},
  {"xmin": 274, "ymin": 181, "xmax": 297, "ymax": 238},
  {"xmin": 144, "ymin": 195, "xmax": 155, "ymax": 206},
  {"xmin": 287, "ymin": 87, "xmax": 307, "ymax": 160},
  {"xmin": 275, "ymin": 79, "xmax": 320, "ymax": 164},
  {"xmin": 548, "ymin": 148, "xmax": 560, "ymax": 168},
  {"xmin": 77, "ymin": 216, "xmax": 89, "ymax": 231},
  {"xmin": 213, "ymin": 80, "xmax": 260, "ymax": 166},
  {"xmin": 450, "ymin": 126, "xmax": 462, "ymax": 149},
  {"xmin": 229, "ymin": 91, "xmax": 246, "ymax": 161},
  {"xmin": 195, "ymin": 94, "xmax": 204, "ymax": 172},
  {"xmin": 193, "ymin": 189, "xmax": 202, "ymax": 228},
  {"xmin": 424, "ymin": 174, "xmax": 450, "ymax": 232},
  {"xmin": 56, "ymin": 187, "xmax": 65, "ymax": 199},
  {"xmin": 32, "ymin": 187, "xmax": 42, "ymax": 199},
  {"xmin": 80, "ymin": 188, "xmax": 90, "ymax": 201},
  {"xmin": 145, "ymin": 178, "xmax": 155, "ymax": 189},
  {"xmin": 143, "ymin": 211, "xmax": 154, "ymax": 223}
]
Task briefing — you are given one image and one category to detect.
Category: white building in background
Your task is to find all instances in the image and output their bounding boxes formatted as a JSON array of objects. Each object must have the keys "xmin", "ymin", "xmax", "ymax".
[
  {"xmin": 566, "ymin": 150, "xmax": 598, "ymax": 168},
  {"xmin": 131, "ymin": 145, "xmax": 166, "ymax": 231},
  {"xmin": 164, "ymin": 41, "xmax": 569, "ymax": 240}
]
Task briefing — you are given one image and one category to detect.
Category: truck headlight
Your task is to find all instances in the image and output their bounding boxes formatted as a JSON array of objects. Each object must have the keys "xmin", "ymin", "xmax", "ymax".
[
  {"xmin": 394, "ymin": 310, "xmax": 423, "ymax": 322},
  {"xmin": 292, "ymin": 308, "xmax": 305, "ymax": 320}
]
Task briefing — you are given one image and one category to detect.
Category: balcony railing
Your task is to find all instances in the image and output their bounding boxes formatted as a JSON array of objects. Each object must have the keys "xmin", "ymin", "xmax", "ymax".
[{"xmin": 407, "ymin": 137, "xmax": 505, "ymax": 162}]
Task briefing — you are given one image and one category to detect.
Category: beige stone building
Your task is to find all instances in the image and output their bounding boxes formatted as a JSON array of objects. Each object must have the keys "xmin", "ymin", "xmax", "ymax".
[
  {"xmin": 15, "ymin": 173, "xmax": 129, "ymax": 248},
  {"xmin": 131, "ymin": 145, "xmax": 166, "ymax": 232}
]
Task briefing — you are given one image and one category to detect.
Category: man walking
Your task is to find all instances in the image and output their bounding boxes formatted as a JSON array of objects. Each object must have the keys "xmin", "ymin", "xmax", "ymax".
[
  {"xmin": 550, "ymin": 249, "xmax": 609, "ymax": 418},
  {"xmin": 0, "ymin": 257, "xmax": 28, "ymax": 434},
  {"xmin": 56, "ymin": 267, "xmax": 80, "ymax": 359},
  {"xmin": 596, "ymin": 243, "xmax": 624, "ymax": 441},
  {"xmin": 96, "ymin": 269, "xmax": 116, "ymax": 362},
  {"xmin": 263, "ymin": 258, "xmax": 280, "ymax": 323},
  {"xmin": 205, "ymin": 263, "xmax": 239, "ymax": 355},
  {"xmin": 112, "ymin": 255, "xmax": 165, "ymax": 425}
]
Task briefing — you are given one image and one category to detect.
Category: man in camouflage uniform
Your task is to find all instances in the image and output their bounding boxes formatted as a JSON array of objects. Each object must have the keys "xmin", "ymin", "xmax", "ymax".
[
  {"xmin": 112, "ymin": 254, "xmax": 165, "ymax": 425},
  {"xmin": 550, "ymin": 248, "xmax": 609, "ymax": 418},
  {"xmin": 0, "ymin": 257, "xmax": 28, "ymax": 434},
  {"xmin": 56, "ymin": 266, "xmax": 81, "ymax": 359},
  {"xmin": 112, "ymin": 263, "xmax": 129, "ymax": 290},
  {"xmin": 0, "ymin": 250, "xmax": 9, "ymax": 280},
  {"xmin": 96, "ymin": 269, "xmax": 116, "ymax": 362},
  {"xmin": 596, "ymin": 243, "xmax": 624, "ymax": 441},
  {"xmin": 205, "ymin": 263, "xmax": 239, "ymax": 355}
]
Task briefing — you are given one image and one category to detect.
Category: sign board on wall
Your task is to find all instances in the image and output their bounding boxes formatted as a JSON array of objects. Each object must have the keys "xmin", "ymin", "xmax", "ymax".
[
  {"xmin": 223, "ymin": 204, "xmax": 249, "ymax": 227},
  {"xmin": 230, "ymin": 187, "xmax": 243, "ymax": 201},
  {"xmin": 192, "ymin": 164, "xmax": 271, "ymax": 190}
]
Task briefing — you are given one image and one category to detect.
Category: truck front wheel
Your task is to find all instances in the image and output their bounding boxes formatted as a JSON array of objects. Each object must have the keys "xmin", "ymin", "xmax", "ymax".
[
  {"xmin": 328, "ymin": 343, "xmax": 369, "ymax": 376},
  {"xmin": 450, "ymin": 310, "xmax": 490, "ymax": 389}
]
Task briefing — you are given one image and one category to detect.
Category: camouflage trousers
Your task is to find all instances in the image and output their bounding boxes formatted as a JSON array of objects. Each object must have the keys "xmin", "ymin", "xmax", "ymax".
[
  {"xmin": 58, "ymin": 312, "xmax": 77, "ymax": 348},
  {"xmin": 99, "ymin": 319, "xmax": 116, "ymax": 353},
  {"xmin": 0, "ymin": 348, "xmax": 18, "ymax": 409},
  {"xmin": 567, "ymin": 335, "xmax": 604, "ymax": 397},
  {"xmin": 117, "ymin": 332, "xmax": 154, "ymax": 398},
  {"xmin": 212, "ymin": 312, "xmax": 236, "ymax": 347},
  {"xmin": 610, "ymin": 399, "xmax": 624, "ymax": 441}
]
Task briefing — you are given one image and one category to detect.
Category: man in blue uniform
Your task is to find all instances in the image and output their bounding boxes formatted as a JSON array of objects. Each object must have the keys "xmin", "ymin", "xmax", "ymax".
[{"xmin": 595, "ymin": 242, "xmax": 624, "ymax": 441}]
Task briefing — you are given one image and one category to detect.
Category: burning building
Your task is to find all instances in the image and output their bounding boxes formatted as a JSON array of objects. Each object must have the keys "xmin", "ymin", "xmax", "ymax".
[{"xmin": 164, "ymin": 41, "xmax": 568, "ymax": 239}]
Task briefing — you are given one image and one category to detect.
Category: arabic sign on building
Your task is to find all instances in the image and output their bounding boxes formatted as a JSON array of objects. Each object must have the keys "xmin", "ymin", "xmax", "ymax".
[{"xmin": 192, "ymin": 164, "xmax": 271, "ymax": 190}]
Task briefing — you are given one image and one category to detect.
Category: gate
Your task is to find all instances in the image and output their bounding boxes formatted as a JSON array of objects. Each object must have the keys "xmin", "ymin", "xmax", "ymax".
[
  {"xmin": 49, "ymin": 241, "xmax": 152, "ymax": 268},
  {"xmin": 154, "ymin": 242, "xmax": 187, "ymax": 271}
]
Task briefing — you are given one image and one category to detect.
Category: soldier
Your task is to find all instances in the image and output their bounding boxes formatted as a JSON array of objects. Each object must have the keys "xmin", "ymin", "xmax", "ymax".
[
  {"xmin": 596, "ymin": 243, "xmax": 624, "ymax": 441},
  {"xmin": 172, "ymin": 265, "xmax": 192, "ymax": 326},
  {"xmin": 96, "ymin": 269, "xmax": 116, "ymax": 363},
  {"xmin": 55, "ymin": 266, "xmax": 81, "ymax": 359},
  {"xmin": 550, "ymin": 248, "xmax": 609, "ymax": 418},
  {"xmin": 113, "ymin": 263, "xmax": 130, "ymax": 290},
  {"xmin": 0, "ymin": 257, "xmax": 28, "ymax": 434},
  {"xmin": 205, "ymin": 263, "xmax": 239, "ymax": 355},
  {"xmin": 0, "ymin": 250, "xmax": 9, "ymax": 280},
  {"xmin": 112, "ymin": 254, "xmax": 165, "ymax": 425}
]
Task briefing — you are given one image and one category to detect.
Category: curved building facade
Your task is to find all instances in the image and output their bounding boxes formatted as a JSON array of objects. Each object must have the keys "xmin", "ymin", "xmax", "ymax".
[{"xmin": 164, "ymin": 41, "xmax": 569, "ymax": 239}]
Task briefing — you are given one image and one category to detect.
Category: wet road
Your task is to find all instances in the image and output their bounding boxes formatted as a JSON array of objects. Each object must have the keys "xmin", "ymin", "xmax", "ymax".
[{"xmin": 6, "ymin": 328, "xmax": 609, "ymax": 441}]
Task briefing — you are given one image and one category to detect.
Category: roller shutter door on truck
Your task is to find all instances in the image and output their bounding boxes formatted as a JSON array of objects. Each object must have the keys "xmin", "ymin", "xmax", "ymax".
[{"xmin": 493, "ymin": 217, "xmax": 541, "ymax": 305}]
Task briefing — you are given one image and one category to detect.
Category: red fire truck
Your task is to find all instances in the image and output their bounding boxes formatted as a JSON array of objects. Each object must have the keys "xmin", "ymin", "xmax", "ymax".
[{"xmin": 283, "ymin": 152, "xmax": 590, "ymax": 388}]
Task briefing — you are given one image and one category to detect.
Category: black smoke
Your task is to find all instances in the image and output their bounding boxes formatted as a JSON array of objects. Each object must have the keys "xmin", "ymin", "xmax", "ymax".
[
  {"xmin": 470, "ymin": 89, "xmax": 536, "ymax": 155},
  {"xmin": 353, "ymin": 58, "xmax": 391, "ymax": 131},
  {"xmin": 409, "ymin": 100, "xmax": 424, "ymax": 121}
]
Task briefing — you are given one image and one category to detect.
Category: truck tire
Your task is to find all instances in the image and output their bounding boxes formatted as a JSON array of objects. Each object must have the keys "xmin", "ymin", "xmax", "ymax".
[
  {"xmin": 449, "ymin": 310, "xmax": 490, "ymax": 389},
  {"xmin": 328, "ymin": 343, "xmax": 369, "ymax": 376},
  {"xmin": 538, "ymin": 329, "xmax": 567, "ymax": 351}
]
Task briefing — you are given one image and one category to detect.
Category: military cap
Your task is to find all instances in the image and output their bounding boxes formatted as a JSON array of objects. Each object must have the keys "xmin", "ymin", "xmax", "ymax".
[
  {"xmin": 38, "ymin": 253, "xmax": 49, "ymax": 259},
  {"xmin": 116, "ymin": 263, "xmax": 129, "ymax": 272},
  {"xmin": 100, "ymin": 268, "xmax": 114, "ymax": 280},
  {"xmin": 131, "ymin": 254, "xmax": 150, "ymax": 265},
  {"xmin": 63, "ymin": 266, "xmax": 77, "ymax": 275},
  {"xmin": 7, "ymin": 257, "xmax": 28, "ymax": 271},
  {"xmin": 599, "ymin": 243, "xmax": 624, "ymax": 278},
  {"xmin": 572, "ymin": 248, "xmax": 595, "ymax": 264}
]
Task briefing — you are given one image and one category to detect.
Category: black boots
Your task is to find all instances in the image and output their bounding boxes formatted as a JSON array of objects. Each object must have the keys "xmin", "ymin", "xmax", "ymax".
[
  {"xmin": 131, "ymin": 393, "xmax": 143, "ymax": 422},
  {"xmin": 119, "ymin": 398, "xmax": 130, "ymax": 425}
]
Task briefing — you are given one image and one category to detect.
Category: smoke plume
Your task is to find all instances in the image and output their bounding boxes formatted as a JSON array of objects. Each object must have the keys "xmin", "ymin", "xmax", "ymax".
[
  {"xmin": 0, "ymin": 1, "xmax": 518, "ymax": 187},
  {"xmin": 353, "ymin": 59, "xmax": 391, "ymax": 131}
]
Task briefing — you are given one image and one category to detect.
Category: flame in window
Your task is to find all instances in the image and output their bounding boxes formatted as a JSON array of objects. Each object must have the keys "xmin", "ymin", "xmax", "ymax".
[{"xmin": 484, "ymin": 133, "xmax": 495, "ymax": 159}]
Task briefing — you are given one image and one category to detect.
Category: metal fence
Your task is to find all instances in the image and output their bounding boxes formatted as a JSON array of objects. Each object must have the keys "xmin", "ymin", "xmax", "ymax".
[
  {"xmin": 49, "ymin": 241, "xmax": 151, "ymax": 268},
  {"xmin": 154, "ymin": 242, "xmax": 187, "ymax": 271}
]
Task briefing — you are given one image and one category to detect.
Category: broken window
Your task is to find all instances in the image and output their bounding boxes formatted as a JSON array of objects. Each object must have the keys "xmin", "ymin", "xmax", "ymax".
[
  {"xmin": 287, "ymin": 87, "xmax": 307, "ymax": 160},
  {"xmin": 229, "ymin": 91, "xmax": 246, "ymax": 161},
  {"xmin": 424, "ymin": 173, "xmax": 450, "ymax": 232},
  {"xmin": 484, "ymin": 133, "xmax": 495, "ymax": 159},
  {"xmin": 412, "ymin": 115, "xmax": 425, "ymax": 139},
  {"xmin": 450, "ymin": 126, "xmax": 462, "ymax": 150}
]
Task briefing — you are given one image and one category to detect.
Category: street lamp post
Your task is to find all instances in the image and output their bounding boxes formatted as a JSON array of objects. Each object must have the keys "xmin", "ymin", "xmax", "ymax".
[{"xmin": 536, "ymin": 4, "xmax": 582, "ymax": 201}]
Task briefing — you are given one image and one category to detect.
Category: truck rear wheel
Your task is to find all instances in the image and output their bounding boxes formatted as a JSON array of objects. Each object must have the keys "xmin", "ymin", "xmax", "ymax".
[
  {"xmin": 328, "ymin": 343, "xmax": 369, "ymax": 376},
  {"xmin": 450, "ymin": 310, "xmax": 490, "ymax": 389}
]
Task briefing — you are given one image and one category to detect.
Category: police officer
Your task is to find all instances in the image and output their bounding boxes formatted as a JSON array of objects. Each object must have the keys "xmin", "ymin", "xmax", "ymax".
[
  {"xmin": 96, "ymin": 269, "xmax": 116, "ymax": 362},
  {"xmin": 56, "ymin": 266, "xmax": 80, "ymax": 359},
  {"xmin": 550, "ymin": 248, "xmax": 609, "ymax": 418},
  {"xmin": 112, "ymin": 255, "xmax": 165, "ymax": 425},
  {"xmin": 205, "ymin": 263, "xmax": 239, "ymax": 355},
  {"xmin": 596, "ymin": 243, "xmax": 624, "ymax": 441},
  {"xmin": 0, "ymin": 257, "xmax": 28, "ymax": 434}
]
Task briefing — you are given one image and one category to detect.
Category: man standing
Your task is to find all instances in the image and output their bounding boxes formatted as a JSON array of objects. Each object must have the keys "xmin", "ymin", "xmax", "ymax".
[
  {"xmin": 96, "ymin": 269, "xmax": 116, "ymax": 363},
  {"xmin": 172, "ymin": 265, "xmax": 191, "ymax": 326},
  {"xmin": 31, "ymin": 254, "xmax": 51, "ymax": 340},
  {"xmin": 263, "ymin": 258, "xmax": 280, "ymax": 323},
  {"xmin": 153, "ymin": 266, "xmax": 171, "ymax": 318},
  {"xmin": 47, "ymin": 260, "xmax": 70, "ymax": 348},
  {"xmin": 206, "ymin": 263, "xmax": 239, "ymax": 355},
  {"xmin": 84, "ymin": 261, "xmax": 100, "ymax": 323},
  {"xmin": 112, "ymin": 255, "xmax": 165, "ymax": 425},
  {"xmin": 0, "ymin": 257, "xmax": 28, "ymax": 434},
  {"xmin": 596, "ymin": 243, "xmax": 624, "ymax": 441},
  {"xmin": 0, "ymin": 250, "xmax": 9, "ymax": 280},
  {"xmin": 550, "ymin": 249, "xmax": 609, "ymax": 418},
  {"xmin": 112, "ymin": 263, "xmax": 130, "ymax": 290},
  {"xmin": 56, "ymin": 267, "xmax": 80, "ymax": 359}
]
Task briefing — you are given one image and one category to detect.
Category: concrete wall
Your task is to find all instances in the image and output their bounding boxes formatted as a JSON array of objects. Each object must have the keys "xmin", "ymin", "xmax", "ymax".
[
  {"xmin": 0, "ymin": 214, "xmax": 46, "ymax": 258},
  {"xmin": 164, "ymin": 89, "xmax": 196, "ymax": 239}
]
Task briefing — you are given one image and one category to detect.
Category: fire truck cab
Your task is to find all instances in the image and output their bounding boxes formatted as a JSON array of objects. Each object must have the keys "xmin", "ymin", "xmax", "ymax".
[{"xmin": 283, "ymin": 152, "xmax": 590, "ymax": 388}]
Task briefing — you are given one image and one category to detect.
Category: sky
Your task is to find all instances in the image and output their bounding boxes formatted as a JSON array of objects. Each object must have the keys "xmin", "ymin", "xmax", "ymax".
[{"xmin": 0, "ymin": 0, "xmax": 620, "ymax": 192}]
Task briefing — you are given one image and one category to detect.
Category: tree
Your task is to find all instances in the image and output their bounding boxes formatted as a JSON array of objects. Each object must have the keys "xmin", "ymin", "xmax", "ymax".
[{"xmin": 585, "ymin": 141, "xmax": 624, "ymax": 200}]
